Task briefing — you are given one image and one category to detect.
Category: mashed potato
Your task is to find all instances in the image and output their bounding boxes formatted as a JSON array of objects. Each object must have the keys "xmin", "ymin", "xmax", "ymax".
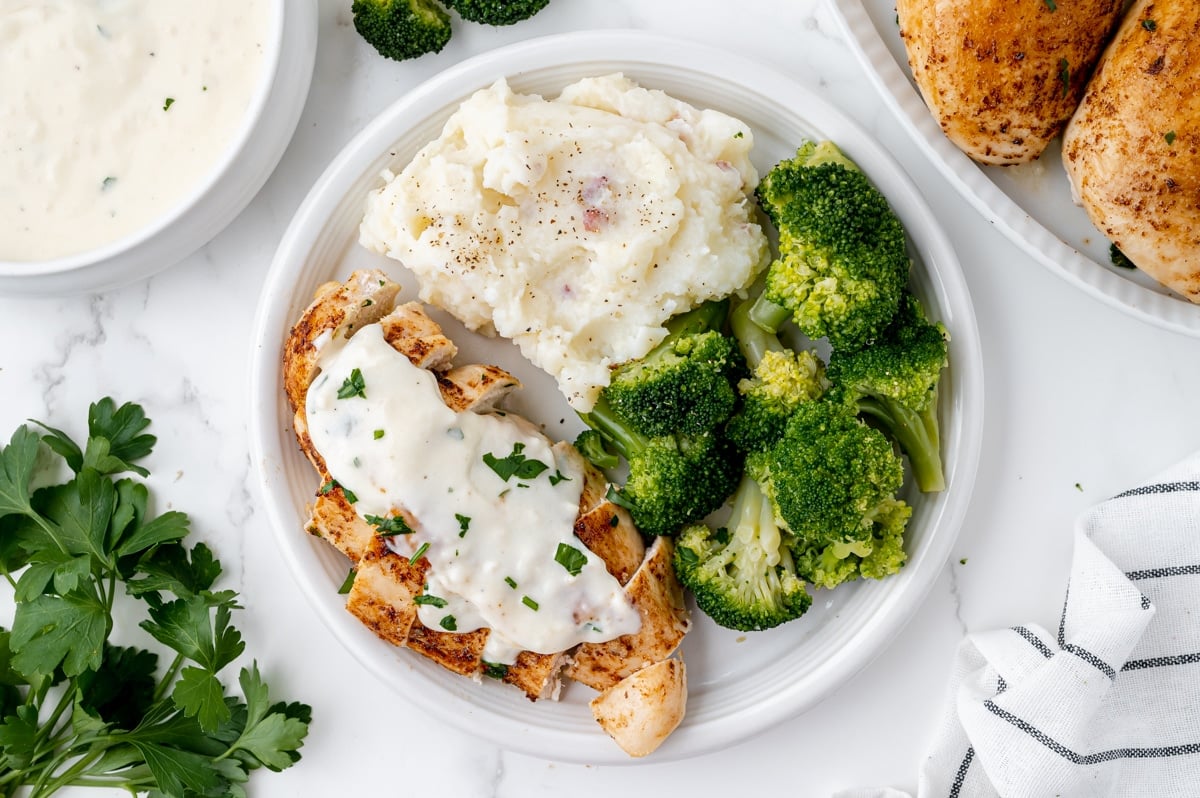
[{"xmin": 359, "ymin": 74, "xmax": 769, "ymax": 410}]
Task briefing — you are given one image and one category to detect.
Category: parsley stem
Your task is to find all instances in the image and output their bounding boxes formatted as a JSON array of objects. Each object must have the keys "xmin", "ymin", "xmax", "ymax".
[{"xmin": 154, "ymin": 652, "xmax": 186, "ymax": 703}]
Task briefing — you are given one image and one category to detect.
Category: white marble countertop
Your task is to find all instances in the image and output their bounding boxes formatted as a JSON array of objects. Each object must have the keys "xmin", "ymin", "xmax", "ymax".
[{"xmin": 3, "ymin": 1, "xmax": 1199, "ymax": 795}]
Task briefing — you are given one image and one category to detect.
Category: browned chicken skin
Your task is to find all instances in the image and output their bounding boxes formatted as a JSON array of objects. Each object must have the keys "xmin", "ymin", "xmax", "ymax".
[
  {"xmin": 1063, "ymin": 0, "xmax": 1200, "ymax": 302},
  {"xmin": 897, "ymin": 0, "xmax": 1124, "ymax": 164}
]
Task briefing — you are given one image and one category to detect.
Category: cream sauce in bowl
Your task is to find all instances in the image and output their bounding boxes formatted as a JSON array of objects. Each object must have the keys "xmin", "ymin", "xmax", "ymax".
[{"xmin": 0, "ymin": 0, "xmax": 273, "ymax": 263}]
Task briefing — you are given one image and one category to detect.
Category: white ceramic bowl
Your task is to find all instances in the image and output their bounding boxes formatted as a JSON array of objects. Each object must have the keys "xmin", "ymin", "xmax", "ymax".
[
  {"xmin": 249, "ymin": 31, "xmax": 985, "ymax": 765},
  {"xmin": 0, "ymin": 0, "xmax": 318, "ymax": 297}
]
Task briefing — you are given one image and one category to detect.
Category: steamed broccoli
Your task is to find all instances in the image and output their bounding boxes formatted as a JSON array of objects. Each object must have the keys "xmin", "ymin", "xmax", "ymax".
[
  {"xmin": 579, "ymin": 396, "xmax": 741, "ymax": 537},
  {"xmin": 446, "ymin": 0, "xmax": 548, "ymax": 25},
  {"xmin": 725, "ymin": 298, "xmax": 827, "ymax": 453},
  {"xmin": 352, "ymin": 0, "xmax": 452, "ymax": 61},
  {"xmin": 673, "ymin": 473, "xmax": 812, "ymax": 631},
  {"xmin": 604, "ymin": 301, "xmax": 738, "ymax": 437},
  {"xmin": 747, "ymin": 140, "xmax": 910, "ymax": 351},
  {"xmin": 827, "ymin": 291, "xmax": 949, "ymax": 492},
  {"xmin": 574, "ymin": 429, "xmax": 619, "ymax": 470},
  {"xmin": 757, "ymin": 400, "xmax": 911, "ymax": 590}
]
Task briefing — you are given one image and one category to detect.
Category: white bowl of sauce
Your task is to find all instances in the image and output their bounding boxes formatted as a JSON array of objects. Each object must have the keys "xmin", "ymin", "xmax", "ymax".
[{"xmin": 0, "ymin": 0, "xmax": 317, "ymax": 296}]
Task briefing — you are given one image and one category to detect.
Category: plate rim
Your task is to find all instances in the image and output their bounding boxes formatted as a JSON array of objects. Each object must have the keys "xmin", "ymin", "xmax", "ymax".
[
  {"xmin": 248, "ymin": 28, "xmax": 985, "ymax": 764},
  {"xmin": 827, "ymin": 0, "xmax": 1200, "ymax": 338}
]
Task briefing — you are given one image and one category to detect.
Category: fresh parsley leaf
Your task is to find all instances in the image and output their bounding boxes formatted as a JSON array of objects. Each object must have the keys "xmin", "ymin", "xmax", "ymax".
[
  {"xmin": 548, "ymin": 470, "xmax": 571, "ymax": 486},
  {"xmin": 0, "ymin": 425, "xmax": 41, "ymax": 519},
  {"xmin": 554, "ymin": 542, "xmax": 587, "ymax": 577},
  {"xmin": 87, "ymin": 397, "xmax": 156, "ymax": 474},
  {"xmin": 173, "ymin": 665, "xmax": 230, "ymax": 731},
  {"xmin": 483, "ymin": 442, "xmax": 549, "ymax": 482},
  {"xmin": 10, "ymin": 589, "xmax": 109, "ymax": 678},
  {"xmin": 336, "ymin": 368, "xmax": 366, "ymax": 399},
  {"xmin": 141, "ymin": 594, "xmax": 245, "ymax": 674},
  {"xmin": 439, "ymin": 614, "xmax": 457, "ymax": 631},
  {"xmin": 455, "ymin": 513, "xmax": 471, "ymax": 537},
  {"xmin": 413, "ymin": 594, "xmax": 447, "ymax": 608}
]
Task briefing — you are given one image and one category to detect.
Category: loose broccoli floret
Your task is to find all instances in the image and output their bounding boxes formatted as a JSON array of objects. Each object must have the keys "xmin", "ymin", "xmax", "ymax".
[
  {"xmin": 755, "ymin": 400, "xmax": 911, "ymax": 590},
  {"xmin": 826, "ymin": 291, "xmax": 949, "ymax": 492},
  {"xmin": 579, "ymin": 396, "xmax": 741, "ymax": 537},
  {"xmin": 726, "ymin": 298, "xmax": 827, "ymax": 452},
  {"xmin": 445, "ymin": 0, "xmax": 549, "ymax": 25},
  {"xmin": 604, "ymin": 301, "xmax": 738, "ymax": 437},
  {"xmin": 747, "ymin": 140, "xmax": 910, "ymax": 351},
  {"xmin": 673, "ymin": 473, "xmax": 812, "ymax": 631},
  {"xmin": 352, "ymin": 0, "xmax": 452, "ymax": 61},
  {"xmin": 573, "ymin": 429, "xmax": 619, "ymax": 470}
]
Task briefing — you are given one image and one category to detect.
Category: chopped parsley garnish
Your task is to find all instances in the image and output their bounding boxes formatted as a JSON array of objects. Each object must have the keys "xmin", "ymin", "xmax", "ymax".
[
  {"xmin": 1142, "ymin": 18, "xmax": 1157, "ymax": 31},
  {"xmin": 163, "ymin": 97, "xmax": 175, "ymax": 111},
  {"xmin": 318, "ymin": 479, "xmax": 357, "ymax": 504},
  {"xmin": 483, "ymin": 442, "xmax": 549, "ymax": 482},
  {"xmin": 414, "ymin": 594, "xmax": 447, "ymax": 608},
  {"xmin": 455, "ymin": 513, "xmax": 471, "ymax": 537},
  {"xmin": 1043, "ymin": 0, "xmax": 1056, "ymax": 10},
  {"xmin": 548, "ymin": 470, "xmax": 572, "ymax": 486},
  {"xmin": 554, "ymin": 542, "xmax": 587, "ymax": 577},
  {"xmin": 1110, "ymin": 243, "xmax": 1136, "ymax": 270},
  {"xmin": 482, "ymin": 662, "xmax": 509, "ymax": 680},
  {"xmin": 373, "ymin": 428, "xmax": 385, "ymax": 439},
  {"xmin": 734, "ymin": 130, "xmax": 744, "ymax": 138},
  {"xmin": 409, "ymin": 542, "xmax": 430, "ymax": 564},
  {"xmin": 337, "ymin": 568, "xmax": 357, "ymax": 594},
  {"xmin": 504, "ymin": 576, "xmax": 517, "ymax": 589},
  {"xmin": 101, "ymin": 176, "xmax": 117, "ymax": 191},
  {"xmin": 365, "ymin": 513, "xmax": 414, "ymax": 536},
  {"xmin": 439, "ymin": 615, "xmax": 458, "ymax": 631},
  {"xmin": 1165, "ymin": 130, "xmax": 1177, "ymax": 145},
  {"xmin": 336, "ymin": 368, "xmax": 366, "ymax": 399},
  {"xmin": 362, "ymin": 298, "xmax": 374, "ymax": 307},
  {"xmin": 1058, "ymin": 58, "xmax": 1070, "ymax": 97},
  {"xmin": 522, "ymin": 596, "xmax": 539, "ymax": 611}
]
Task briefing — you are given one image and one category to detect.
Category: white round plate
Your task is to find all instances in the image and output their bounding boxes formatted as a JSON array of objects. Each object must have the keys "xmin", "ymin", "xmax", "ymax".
[
  {"xmin": 249, "ymin": 30, "xmax": 984, "ymax": 765},
  {"xmin": 829, "ymin": 0, "xmax": 1200, "ymax": 337}
]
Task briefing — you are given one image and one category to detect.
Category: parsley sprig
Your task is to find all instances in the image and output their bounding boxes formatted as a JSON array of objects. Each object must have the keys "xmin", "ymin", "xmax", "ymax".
[{"xmin": 0, "ymin": 398, "xmax": 310, "ymax": 797}]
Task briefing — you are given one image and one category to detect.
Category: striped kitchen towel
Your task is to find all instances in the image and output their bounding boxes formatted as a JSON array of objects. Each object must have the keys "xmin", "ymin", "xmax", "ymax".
[{"xmin": 843, "ymin": 450, "xmax": 1200, "ymax": 798}]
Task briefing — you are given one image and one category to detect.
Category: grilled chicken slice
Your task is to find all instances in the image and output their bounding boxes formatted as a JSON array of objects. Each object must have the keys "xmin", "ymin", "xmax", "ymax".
[
  {"xmin": 897, "ymin": 0, "xmax": 1124, "ymax": 164},
  {"xmin": 565, "ymin": 537, "xmax": 690, "ymax": 691},
  {"xmin": 590, "ymin": 658, "xmax": 687, "ymax": 758},
  {"xmin": 286, "ymin": 272, "xmax": 689, "ymax": 713},
  {"xmin": 1062, "ymin": 0, "xmax": 1200, "ymax": 301}
]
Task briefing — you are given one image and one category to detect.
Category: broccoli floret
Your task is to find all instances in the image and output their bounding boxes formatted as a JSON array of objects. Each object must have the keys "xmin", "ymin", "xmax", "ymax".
[
  {"xmin": 579, "ymin": 396, "xmax": 741, "ymax": 537},
  {"xmin": 673, "ymin": 474, "xmax": 812, "ymax": 631},
  {"xmin": 747, "ymin": 140, "xmax": 910, "ymax": 351},
  {"xmin": 573, "ymin": 429, "xmax": 619, "ymax": 470},
  {"xmin": 352, "ymin": 0, "xmax": 452, "ymax": 61},
  {"xmin": 605, "ymin": 301, "xmax": 738, "ymax": 437},
  {"xmin": 445, "ymin": 0, "xmax": 548, "ymax": 25},
  {"xmin": 726, "ymin": 298, "xmax": 827, "ymax": 452},
  {"xmin": 827, "ymin": 291, "xmax": 949, "ymax": 492},
  {"xmin": 755, "ymin": 400, "xmax": 911, "ymax": 590}
]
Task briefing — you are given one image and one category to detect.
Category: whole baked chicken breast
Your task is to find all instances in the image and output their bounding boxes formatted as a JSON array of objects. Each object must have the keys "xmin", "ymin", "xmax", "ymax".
[
  {"xmin": 897, "ymin": 0, "xmax": 1124, "ymax": 164},
  {"xmin": 1062, "ymin": 0, "xmax": 1200, "ymax": 302}
]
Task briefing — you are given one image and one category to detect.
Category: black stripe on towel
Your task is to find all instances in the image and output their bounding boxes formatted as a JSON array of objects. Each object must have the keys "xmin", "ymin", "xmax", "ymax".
[
  {"xmin": 1114, "ymin": 481, "xmax": 1200, "ymax": 499},
  {"xmin": 1123, "ymin": 651, "xmax": 1200, "ymax": 672},
  {"xmin": 948, "ymin": 746, "xmax": 974, "ymax": 798},
  {"xmin": 1012, "ymin": 625, "xmax": 1054, "ymax": 658},
  {"xmin": 985, "ymin": 700, "xmax": 1200, "ymax": 763},
  {"xmin": 1126, "ymin": 564, "xmax": 1200, "ymax": 581}
]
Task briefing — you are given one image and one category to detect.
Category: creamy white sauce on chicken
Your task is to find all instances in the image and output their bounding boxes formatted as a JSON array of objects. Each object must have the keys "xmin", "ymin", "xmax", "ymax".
[
  {"xmin": 306, "ymin": 324, "xmax": 641, "ymax": 664},
  {"xmin": 0, "ymin": 0, "xmax": 271, "ymax": 261}
]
